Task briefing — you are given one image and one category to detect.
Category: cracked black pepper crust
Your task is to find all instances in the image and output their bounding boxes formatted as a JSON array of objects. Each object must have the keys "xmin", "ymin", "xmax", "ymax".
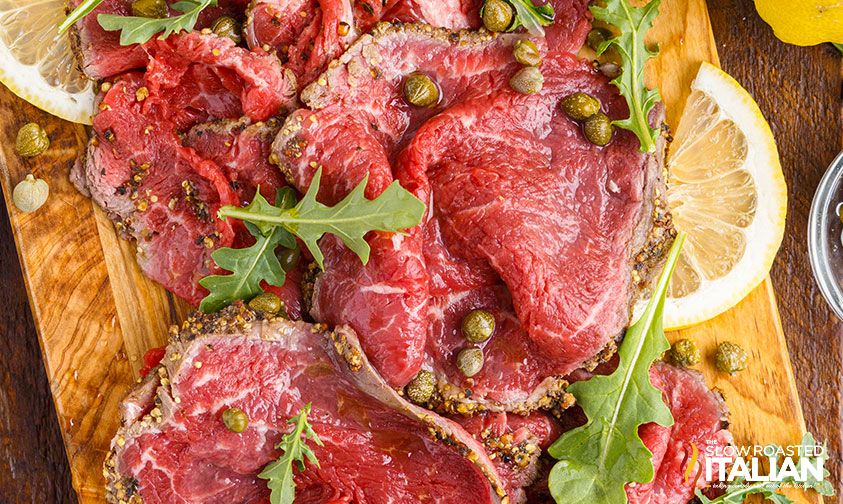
[{"xmin": 105, "ymin": 303, "xmax": 511, "ymax": 504}]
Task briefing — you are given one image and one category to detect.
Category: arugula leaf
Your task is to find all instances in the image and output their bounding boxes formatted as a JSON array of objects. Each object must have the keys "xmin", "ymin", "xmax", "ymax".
[
  {"xmin": 218, "ymin": 167, "xmax": 426, "ymax": 270},
  {"xmin": 258, "ymin": 403, "xmax": 324, "ymax": 504},
  {"xmin": 58, "ymin": 0, "xmax": 105, "ymax": 34},
  {"xmin": 833, "ymin": 43, "xmax": 843, "ymax": 54},
  {"xmin": 694, "ymin": 433, "xmax": 834, "ymax": 504},
  {"xmin": 198, "ymin": 188, "xmax": 298, "ymax": 313},
  {"xmin": 590, "ymin": 0, "xmax": 662, "ymax": 153},
  {"xmin": 200, "ymin": 170, "xmax": 425, "ymax": 312},
  {"xmin": 98, "ymin": 0, "xmax": 217, "ymax": 46},
  {"xmin": 547, "ymin": 232, "xmax": 685, "ymax": 504}
]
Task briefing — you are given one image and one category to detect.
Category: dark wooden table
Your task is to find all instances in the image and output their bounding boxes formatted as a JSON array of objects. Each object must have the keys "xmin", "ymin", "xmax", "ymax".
[{"xmin": 0, "ymin": 0, "xmax": 841, "ymax": 501}]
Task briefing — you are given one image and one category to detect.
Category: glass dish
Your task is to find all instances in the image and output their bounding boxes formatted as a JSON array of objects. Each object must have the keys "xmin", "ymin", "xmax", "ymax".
[{"xmin": 808, "ymin": 150, "xmax": 843, "ymax": 320}]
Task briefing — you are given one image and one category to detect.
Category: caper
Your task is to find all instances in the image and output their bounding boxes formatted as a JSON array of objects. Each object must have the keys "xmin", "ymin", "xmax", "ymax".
[
  {"xmin": 13, "ymin": 174, "xmax": 49, "ymax": 213},
  {"xmin": 403, "ymin": 74, "xmax": 439, "ymax": 107},
  {"xmin": 222, "ymin": 408, "xmax": 249, "ymax": 433},
  {"xmin": 456, "ymin": 347, "xmax": 484, "ymax": 377},
  {"xmin": 513, "ymin": 39, "xmax": 542, "ymax": 67},
  {"xmin": 276, "ymin": 246, "xmax": 300, "ymax": 272},
  {"xmin": 131, "ymin": 0, "xmax": 168, "ymax": 18},
  {"xmin": 587, "ymin": 27, "xmax": 613, "ymax": 51},
  {"xmin": 583, "ymin": 112, "xmax": 614, "ymax": 146},
  {"xmin": 211, "ymin": 16, "xmax": 243, "ymax": 44},
  {"xmin": 714, "ymin": 342, "xmax": 747, "ymax": 375},
  {"xmin": 16, "ymin": 123, "xmax": 49, "ymax": 158},
  {"xmin": 406, "ymin": 370, "xmax": 435, "ymax": 404},
  {"xmin": 462, "ymin": 310, "xmax": 495, "ymax": 343},
  {"xmin": 509, "ymin": 67, "xmax": 544, "ymax": 95},
  {"xmin": 669, "ymin": 339, "xmax": 700, "ymax": 368},
  {"xmin": 562, "ymin": 92, "xmax": 601, "ymax": 121},
  {"xmin": 482, "ymin": 0, "xmax": 514, "ymax": 32},
  {"xmin": 248, "ymin": 292, "xmax": 282, "ymax": 313}
]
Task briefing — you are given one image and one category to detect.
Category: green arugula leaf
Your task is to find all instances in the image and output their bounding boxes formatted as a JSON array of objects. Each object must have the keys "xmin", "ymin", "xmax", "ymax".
[
  {"xmin": 695, "ymin": 433, "xmax": 834, "ymax": 504},
  {"xmin": 547, "ymin": 232, "xmax": 685, "ymax": 504},
  {"xmin": 833, "ymin": 43, "xmax": 843, "ymax": 54},
  {"xmin": 218, "ymin": 167, "xmax": 426, "ymax": 270},
  {"xmin": 58, "ymin": 0, "xmax": 105, "ymax": 34},
  {"xmin": 590, "ymin": 0, "xmax": 662, "ymax": 153},
  {"xmin": 258, "ymin": 403, "xmax": 324, "ymax": 504},
  {"xmin": 198, "ymin": 188, "xmax": 297, "ymax": 313},
  {"xmin": 97, "ymin": 0, "xmax": 217, "ymax": 46}
]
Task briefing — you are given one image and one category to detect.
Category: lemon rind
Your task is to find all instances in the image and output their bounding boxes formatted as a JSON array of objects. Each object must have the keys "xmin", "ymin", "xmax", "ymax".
[
  {"xmin": 662, "ymin": 61, "xmax": 787, "ymax": 330},
  {"xmin": 0, "ymin": 40, "xmax": 94, "ymax": 125}
]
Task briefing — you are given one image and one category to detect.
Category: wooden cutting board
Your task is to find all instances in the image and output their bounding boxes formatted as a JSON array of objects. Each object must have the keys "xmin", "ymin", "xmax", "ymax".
[{"xmin": 0, "ymin": 1, "xmax": 822, "ymax": 502}]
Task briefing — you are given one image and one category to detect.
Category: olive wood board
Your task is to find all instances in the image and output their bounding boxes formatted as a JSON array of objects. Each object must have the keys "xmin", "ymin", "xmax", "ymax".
[{"xmin": 0, "ymin": 0, "xmax": 821, "ymax": 502}]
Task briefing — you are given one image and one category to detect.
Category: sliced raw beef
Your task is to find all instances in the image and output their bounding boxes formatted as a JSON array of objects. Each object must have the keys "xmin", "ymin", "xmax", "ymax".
[
  {"xmin": 548, "ymin": 362, "xmax": 733, "ymax": 504},
  {"xmin": 105, "ymin": 303, "xmax": 524, "ymax": 503},
  {"xmin": 184, "ymin": 118, "xmax": 285, "ymax": 218},
  {"xmin": 245, "ymin": 0, "xmax": 359, "ymax": 86},
  {"xmin": 632, "ymin": 363, "xmax": 733, "ymax": 504},
  {"xmin": 454, "ymin": 411, "xmax": 561, "ymax": 504},
  {"xmin": 271, "ymin": 22, "xmax": 672, "ymax": 403},
  {"xmin": 184, "ymin": 118, "xmax": 304, "ymax": 319},
  {"xmin": 272, "ymin": 24, "xmax": 532, "ymax": 388},
  {"xmin": 69, "ymin": 0, "xmax": 252, "ymax": 80},
  {"xmin": 74, "ymin": 33, "xmax": 295, "ymax": 305},
  {"xmin": 398, "ymin": 51, "xmax": 672, "ymax": 401}
]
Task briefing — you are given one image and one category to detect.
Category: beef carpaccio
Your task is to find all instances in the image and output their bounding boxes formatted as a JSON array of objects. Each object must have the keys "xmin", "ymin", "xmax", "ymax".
[
  {"xmin": 64, "ymin": 0, "xmax": 737, "ymax": 502},
  {"xmin": 105, "ymin": 303, "xmax": 531, "ymax": 503}
]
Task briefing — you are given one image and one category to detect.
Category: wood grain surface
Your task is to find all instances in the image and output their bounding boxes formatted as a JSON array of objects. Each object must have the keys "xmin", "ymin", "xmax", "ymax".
[{"xmin": 0, "ymin": 0, "xmax": 840, "ymax": 502}]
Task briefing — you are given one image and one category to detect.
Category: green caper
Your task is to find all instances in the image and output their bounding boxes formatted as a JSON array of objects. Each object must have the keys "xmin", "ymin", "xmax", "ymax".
[
  {"xmin": 583, "ymin": 112, "xmax": 614, "ymax": 146},
  {"xmin": 561, "ymin": 92, "xmax": 601, "ymax": 121},
  {"xmin": 509, "ymin": 67, "xmax": 544, "ymax": 95},
  {"xmin": 462, "ymin": 310, "xmax": 495, "ymax": 343},
  {"xmin": 248, "ymin": 292, "xmax": 282, "ymax": 313},
  {"xmin": 456, "ymin": 347, "xmax": 484, "ymax": 377},
  {"xmin": 16, "ymin": 123, "xmax": 49, "ymax": 158},
  {"xmin": 482, "ymin": 0, "xmax": 514, "ymax": 32},
  {"xmin": 211, "ymin": 16, "xmax": 243, "ymax": 44},
  {"xmin": 131, "ymin": 0, "xmax": 168, "ymax": 18},
  {"xmin": 587, "ymin": 27, "xmax": 613, "ymax": 51},
  {"xmin": 669, "ymin": 339, "xmax": 700, "ymax": 368},
  {"xmin": 403, "ymin": 74, "xmax": 439, "ymax": 107},
  {"xmin": 513, "ymin": 39, "xmax": 542, "ymax": 67},
  {"xmin": 714, "ymin": 342, "xmax": 748, "ymax": 375},
  {"xmin": 276, "ymin": 246, "xmax": 300, "ymax": 272},
  {"xmin": 222, "ymin": 408, "xmax": 249, "ymax": 433},
  {"xmin": 406, "ymin": 370, "xmax": 435, "ymax": 404}
]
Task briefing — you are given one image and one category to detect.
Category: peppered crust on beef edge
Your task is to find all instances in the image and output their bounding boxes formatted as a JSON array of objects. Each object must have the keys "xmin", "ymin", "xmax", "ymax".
[{"xmin": 103, "ymin": 303, "xmax": 556, "ymax": 504}]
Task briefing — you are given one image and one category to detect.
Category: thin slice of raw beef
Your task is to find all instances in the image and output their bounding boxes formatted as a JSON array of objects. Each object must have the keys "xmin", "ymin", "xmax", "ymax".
[
  {"xmin": 245, "ymin": 0, "xmax": 359, "ymax": 86},
  {"xmin": 74, "ymin": 32, "xmax": 295, "ymax": 305},
  {"xmin": 183, "ymin": 118, "xmax": 304, "ymax": 318},
  {"xmin": 398, "ymin": 51, "xmax": 672, "ymax": 405},
  {"xmin": 69, "ymin": 0, "xmax": 252, "ymax": 80},
  {"xmin": 634, "ymin": 363, "xmax": 734, "ymax": 503},
  {"xmin": 271, "ymin": 22, "xmax": 672, "ymax": 404},
  {"xmin": 244, "ymin": 0, "xmax": 592, "ymax": 89},
  {"xmin": 454, "ymin": 411, "xmax": 562, "ymax": 504},
  {"xmin": 271, "ymin": 23, "xmax": 533, "ymax": 388},
  {"xmin": 548, "ymin": 362, "xmax": 733, "ymax": 504},
  {"xmin": 105, "ymin": 303, "xmax": 522, "ymax": 503}
]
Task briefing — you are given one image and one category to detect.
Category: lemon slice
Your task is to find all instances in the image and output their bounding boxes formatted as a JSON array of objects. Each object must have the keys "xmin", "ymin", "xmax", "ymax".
[
  {"xmin": 660, "ymin": 61, "xmax": 787, "ymax": 330},
  {"xmin": 0, "ymin": 0, "xmax": 94, "ymax": 124}
]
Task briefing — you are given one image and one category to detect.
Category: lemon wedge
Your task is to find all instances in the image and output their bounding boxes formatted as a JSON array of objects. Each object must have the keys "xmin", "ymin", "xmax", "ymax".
[
  {"xmin": 0, "ymin": 0, "xmax": 94, "ymax": 124},
  {"xmin": 660, "ymin": 62, "xmax": 787, "ymax": 330}
]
